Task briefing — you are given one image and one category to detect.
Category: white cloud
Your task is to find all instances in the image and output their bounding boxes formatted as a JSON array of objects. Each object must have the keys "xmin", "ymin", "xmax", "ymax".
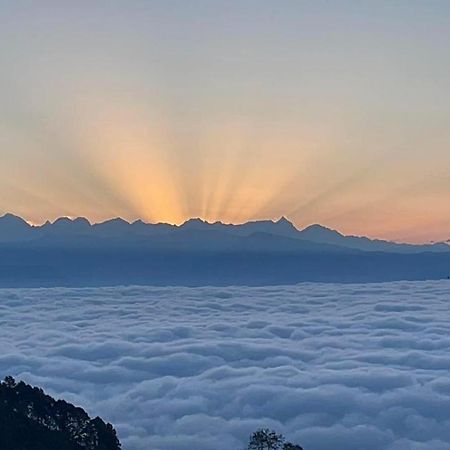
[{"xmin": 1, "ymin": 281, "xmax": 450, "ymax": 449}]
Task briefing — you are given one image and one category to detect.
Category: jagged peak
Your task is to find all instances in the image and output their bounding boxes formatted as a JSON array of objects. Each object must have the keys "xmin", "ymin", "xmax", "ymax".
[
  {"xmin": 181, "ymin": 218, "xmax": 210, "ymax": 227},
  {"xmin": 131, "ymin": 219, "xmax": 147, "ymax": 225},
  {"xmin": 275, "ymin": 216, "xmax": 297, "ymax": 228}
]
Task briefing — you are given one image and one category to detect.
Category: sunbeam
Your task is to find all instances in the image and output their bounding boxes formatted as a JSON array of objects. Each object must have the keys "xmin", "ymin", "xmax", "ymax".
[{"xmin": 0, "ymin": 0, "xmax": 449, "ymax": 242}]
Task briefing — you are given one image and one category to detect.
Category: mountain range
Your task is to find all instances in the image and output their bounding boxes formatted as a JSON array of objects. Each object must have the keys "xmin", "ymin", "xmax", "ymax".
[
  {"xmin": 0, "ymin": 213, "xmax": 449, "ymax": 286},
  {"xmin": 1, "ymin": 213, "xmax": 449, "ymax": 253}
]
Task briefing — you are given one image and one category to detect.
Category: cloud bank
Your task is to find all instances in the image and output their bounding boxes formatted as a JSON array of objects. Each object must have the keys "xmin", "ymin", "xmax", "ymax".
[{"xmin": 1, "ymin": 282, "xmax": 450, "ymax": 449}]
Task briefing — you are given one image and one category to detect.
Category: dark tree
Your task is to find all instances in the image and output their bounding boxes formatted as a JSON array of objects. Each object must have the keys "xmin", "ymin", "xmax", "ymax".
[
  {"xmin": 248, "ymin": 429, "xmax": 285, "ymax": 450},
  {"xmin": 283, "ymin": 443, "xmax": 304, "ymax": 450},
  {"xmin": 0, "ymin": 376, "xmax": 121, "ymax": 450},
  {"xmin": 247, "ymin": 429, "xmax": 303, "ymax": 450},
  {"xmin": 3, "ymin": 375, "xmax": 16, "ymax": 388}
]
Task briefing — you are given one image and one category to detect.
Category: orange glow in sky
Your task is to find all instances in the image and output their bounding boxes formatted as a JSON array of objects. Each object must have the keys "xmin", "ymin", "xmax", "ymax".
[{"xmin": 1, "ymin": 2, "xmax": 449, "ymax": 243}]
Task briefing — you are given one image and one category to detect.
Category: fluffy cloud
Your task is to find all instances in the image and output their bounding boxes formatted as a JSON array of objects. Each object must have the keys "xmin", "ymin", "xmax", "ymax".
[{"xmin": 1, "ymin": 281, "xmax": 450, "ymax": 449}]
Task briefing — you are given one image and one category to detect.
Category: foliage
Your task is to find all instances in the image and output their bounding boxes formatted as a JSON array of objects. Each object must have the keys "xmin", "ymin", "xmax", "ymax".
[
  {"xmin": 0, "ymin": 376, "xmax": 121, "ymax": 450},
  {"xmin": 247, "ymin": 428, "xmax": 303, "ymax": 450},
  {"xmin": 283, "ymin": 443, "xmax": 304, "ymax": 450}
]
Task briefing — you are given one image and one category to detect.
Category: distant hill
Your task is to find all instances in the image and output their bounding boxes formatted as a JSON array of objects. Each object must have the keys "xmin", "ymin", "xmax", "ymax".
[
  {"xmin": 0, "ymin": 213, "xmax": 449, "ymax": 286},
  {"xmin": 0, "ymin": 376, "xmax": 121, "ymax": 450}
]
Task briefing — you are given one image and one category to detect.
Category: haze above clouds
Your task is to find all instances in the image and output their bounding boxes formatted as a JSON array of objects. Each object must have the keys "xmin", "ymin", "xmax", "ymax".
[{"xmin": 1, "ymin": 282, "xmax": 450, "ymax": 449}]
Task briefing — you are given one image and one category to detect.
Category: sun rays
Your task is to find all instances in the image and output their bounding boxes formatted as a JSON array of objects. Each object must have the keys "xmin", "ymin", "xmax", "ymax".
[
  {"xmin": 68, "ymin": 97, "xmax": 318, "ymax": 226},
  {"xmin": 1, "ymin": 91, "xmax": 449, "ymax": 243}
]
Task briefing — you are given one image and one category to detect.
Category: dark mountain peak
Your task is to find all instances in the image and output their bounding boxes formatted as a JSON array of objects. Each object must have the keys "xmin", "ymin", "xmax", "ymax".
[
  {"xmin": 303, "ymin": 223, "xmax": 331, "ymax": 231},
  {"xmin": 131, "ymin": 219, "xmax": 154, "ymax": 231},
  {"xmin": 184, "ymin": 217, "xmax": 207, "ymax": 224},
  {"xmin": 276, "ymin": 215, "xmax": 289, "ymax": 224},
  {"xmin": 302, "ymin": 223, "xmax": 343, "ymax": 236},
  {"xmin": 36, "ymin": 217, "xmax": 92, "ymax": 238},
  {"xmin": 74, "ymin": 217, "xmax": 91, "ymax": 226},
  {"xmin": 100, "ymin": 217, "xmax": 130, "ymax": 226},
  {"xmin": 50, "ymin": 217, "xmax": 91, "ymax": 231},
  {"xmin": 92, "ymin": 217, "xmax": 131, "ymax": 236},
  {"xmin": 0, "ymin": 376, "xmax": 121, "ymax": 450},
  {"xmin": 0, "ymin": 212, "xmax": 30, "ymax": 227},
  {"xmin": 53, "ymin": 216, "xmax": 90, "ymax": 226},
  {"xmin": 275, "ymin": 216, "xmax": 297, "ymax": 229},
  {"xmin": 53, "ymin": 216, "xmax": 72, "ymax": 225},
  {"xmin": 0, "ymin": 213, "xmax": 32, "ymax": 242},
  {"xmin": 181, "ymin": 218, "xmax": 210, "ymax": 229}
]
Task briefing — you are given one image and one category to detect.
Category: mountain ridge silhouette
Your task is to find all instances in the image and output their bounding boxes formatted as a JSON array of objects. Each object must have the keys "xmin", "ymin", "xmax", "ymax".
[
  {"xmin": 1, "ymin": 212, "xmax": 450, "ymax": 287},
  {"xmin": 0, "ymin": 212, "xmax": 448, "ymax": 253}
]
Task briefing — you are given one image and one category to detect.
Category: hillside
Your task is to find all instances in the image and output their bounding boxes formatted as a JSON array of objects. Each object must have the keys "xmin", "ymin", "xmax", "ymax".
[{"xmin": 0, "ymin": 377, "xmax": 121, "ymax": 450}]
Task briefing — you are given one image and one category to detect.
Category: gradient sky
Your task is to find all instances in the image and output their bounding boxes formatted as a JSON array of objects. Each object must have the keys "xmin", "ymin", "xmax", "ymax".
[{"xmin": 1, "ymin": 1, "xmax": 449, "ymax": 243}]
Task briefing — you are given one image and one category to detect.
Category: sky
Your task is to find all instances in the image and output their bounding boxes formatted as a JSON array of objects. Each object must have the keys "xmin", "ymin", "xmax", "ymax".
[{"xmin": 0, "ymin": 1, "xmax": 449, "ymax": 243}]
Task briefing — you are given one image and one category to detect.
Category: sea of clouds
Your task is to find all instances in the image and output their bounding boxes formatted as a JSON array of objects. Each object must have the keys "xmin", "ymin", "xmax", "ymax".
[{"xmin": 1, "ymin": 282, "xmax": 450, "ymax": 450}]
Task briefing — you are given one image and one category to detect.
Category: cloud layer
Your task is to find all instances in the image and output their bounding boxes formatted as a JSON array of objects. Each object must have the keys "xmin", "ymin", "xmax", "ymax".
[{"xmin": 1, "ymin": 282, "xmax": 450, "ymax": 449}]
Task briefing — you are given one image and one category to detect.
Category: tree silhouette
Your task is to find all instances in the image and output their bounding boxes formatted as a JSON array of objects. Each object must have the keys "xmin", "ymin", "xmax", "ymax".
[
  {"xmin": 247, "ymin": 429, "xmax": 303, "ymax": 450},
  {"xmin": 283, "ymin": 443, "xmax": 304, "ymax": 450},
  {"xmin": 0, "ymin": 376, "xmax": 121, "ymax": 450},
  {"xmin": 248, "ymin": 429, "xmax": 284, "ymax": 450}
]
